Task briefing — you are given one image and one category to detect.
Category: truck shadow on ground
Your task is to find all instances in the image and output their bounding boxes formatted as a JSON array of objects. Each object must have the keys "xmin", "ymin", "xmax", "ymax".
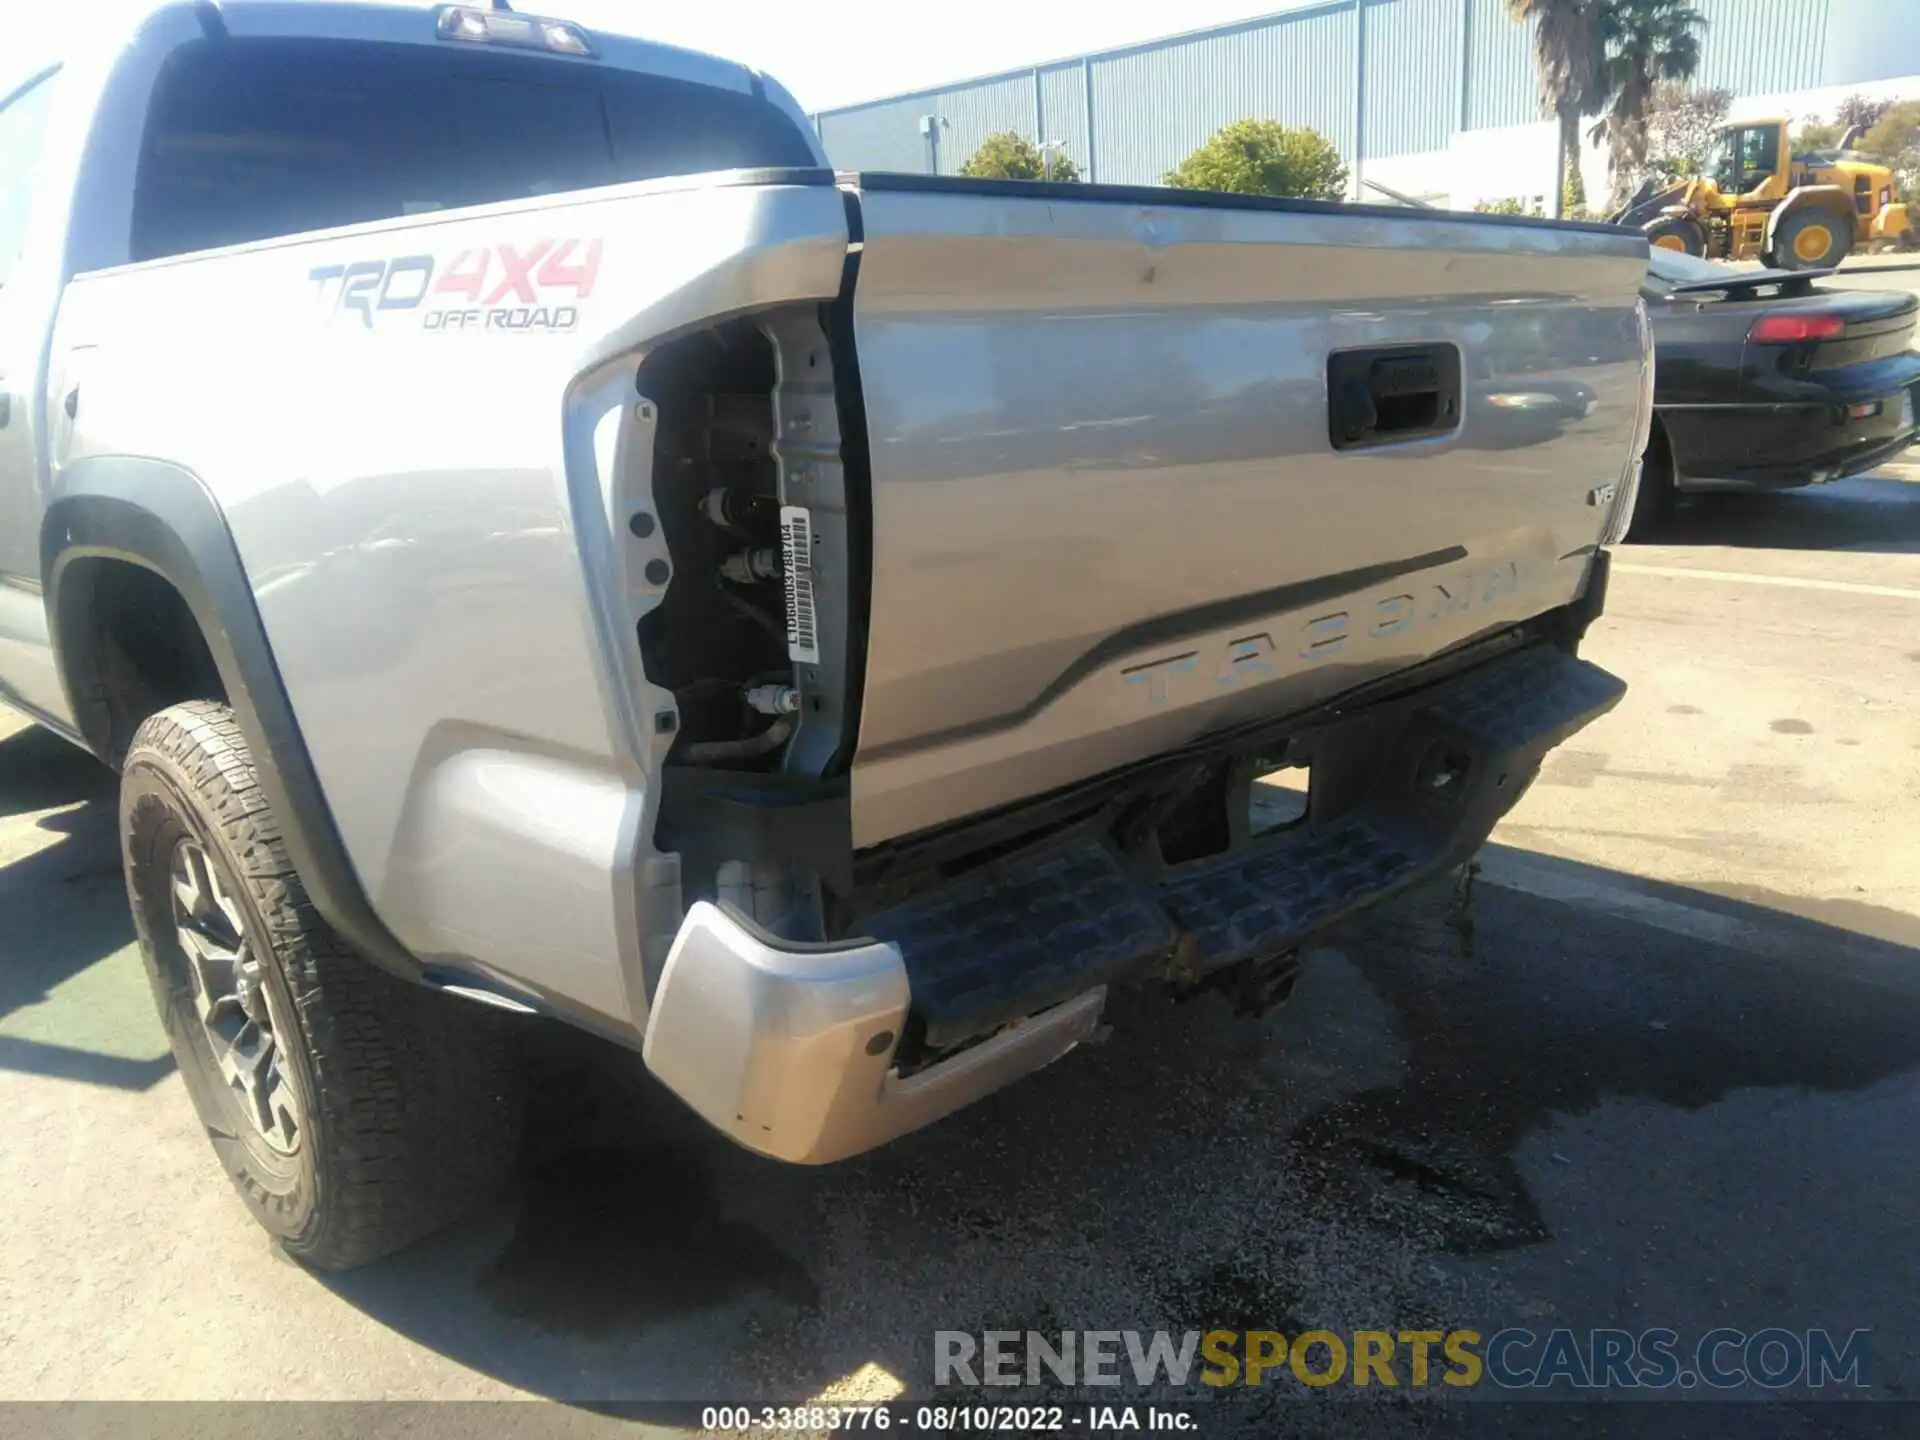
[
  {"xmin": 1642, "ymin": 473, "xmax": 1920, "ymax": 553},
  {"xmin": 0, "ymin": 725, "xmax": 162, "ymax": 1089},
  {"xmin": 0, "ymin": 722, "xmax": 114, "ymax": 823},
  {"xmin": 318, "ymin": 847, "xmax": 1920, "ymax": 1412}
]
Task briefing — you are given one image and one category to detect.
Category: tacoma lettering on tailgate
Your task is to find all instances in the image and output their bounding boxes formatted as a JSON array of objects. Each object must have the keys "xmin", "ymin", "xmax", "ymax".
[{"xmin": 1120, "ymin": 561, "xmax": 1522, "ymax": 708}]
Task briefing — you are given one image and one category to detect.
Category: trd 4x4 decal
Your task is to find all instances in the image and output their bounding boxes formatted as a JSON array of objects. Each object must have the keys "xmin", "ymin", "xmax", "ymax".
[{"xmin": 309, "ymin": 239, "xmax": 602, "ymax": 332}]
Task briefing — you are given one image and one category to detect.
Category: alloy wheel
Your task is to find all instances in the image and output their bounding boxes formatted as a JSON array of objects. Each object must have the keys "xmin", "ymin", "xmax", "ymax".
[{"xmin": 169, "ymin": 839, "xmax": 303, "ymax": 1155}]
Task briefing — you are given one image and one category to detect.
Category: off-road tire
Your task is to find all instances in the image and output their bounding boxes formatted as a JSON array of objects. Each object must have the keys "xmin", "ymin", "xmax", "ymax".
[
  {"xmin": 1645, "ymin": 216, "xmax": 1705, "ymax": 257},
  {"xmin": 1769, "ymin": 210, "xmax": 1851, "ymax": 271},
  {"xmin": 121, "ymin": 700, "xmax": 521, "ymax": 1270}
]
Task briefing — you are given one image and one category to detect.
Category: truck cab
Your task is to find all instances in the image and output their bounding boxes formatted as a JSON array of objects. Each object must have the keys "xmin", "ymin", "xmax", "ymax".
[{"xmin": 0, "ymin": 1, "xmax": 823, "ymax": 735}]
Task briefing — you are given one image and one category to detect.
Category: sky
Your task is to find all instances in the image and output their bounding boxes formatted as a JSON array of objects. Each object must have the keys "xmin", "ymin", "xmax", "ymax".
[{"xmin": 5, "ymin": 0, "xmax": 1305, "ymax": 112}]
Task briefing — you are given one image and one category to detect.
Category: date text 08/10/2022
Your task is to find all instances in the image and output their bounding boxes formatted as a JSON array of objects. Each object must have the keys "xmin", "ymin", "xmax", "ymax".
[{"xmin": 701, "ymin": 1406, "xmax": 1194, "ymax": 1432}]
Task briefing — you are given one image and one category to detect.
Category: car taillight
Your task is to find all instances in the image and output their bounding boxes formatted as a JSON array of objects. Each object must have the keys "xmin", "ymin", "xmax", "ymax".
[{"xmin": 1748, "ymin": 313, "xmax": 1845, "ymax": 343}]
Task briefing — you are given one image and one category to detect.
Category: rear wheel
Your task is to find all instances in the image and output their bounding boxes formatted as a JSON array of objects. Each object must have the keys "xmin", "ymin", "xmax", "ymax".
[
  {"xmin": 122, "ymin": 701, "xmax": 521, "ymax": 1269},
  {"xmin": 1645, "ymin": 216, "xmax": 1705, "ymax": 256},
  {"xmin": 1770, "ymin": 210, "xmax": 1852, "ymax": 270}
]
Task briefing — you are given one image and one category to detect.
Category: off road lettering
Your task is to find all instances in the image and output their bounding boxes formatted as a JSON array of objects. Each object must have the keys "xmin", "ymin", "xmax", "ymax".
[{"xmin": 310, "ymin": 239, "xmax": 600, "ymax": 332}]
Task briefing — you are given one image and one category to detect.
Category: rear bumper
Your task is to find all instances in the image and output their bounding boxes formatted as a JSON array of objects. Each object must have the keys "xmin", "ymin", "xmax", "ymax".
[
  {"xmin": 643, "ymin": 640, "xmax": 1624, "ymax": 1165},
  {"xmin": 1664, "ymin": 379, "xmax": 1920, "ymax": 492},
  {"xmin": 641, "ymin": 908, "xmax": 1104, "ymax": 1164}
]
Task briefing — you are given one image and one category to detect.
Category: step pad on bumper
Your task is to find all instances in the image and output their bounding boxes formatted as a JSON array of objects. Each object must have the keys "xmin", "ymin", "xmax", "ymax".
[
  {"xmin": 861, "ymin": 646, "xmax": 1625, "ymax": 1050},
  {"xmin": 1159, "ymin": 818, "xmax": 1418, "ymax": 973},
  {"xmin": 867, "ymin": 841, "xmax": 1175, "ymax": 1050},
  {"xmin": 1419, "ymin": 642, "xmax": 1630, "ymax": 754}
]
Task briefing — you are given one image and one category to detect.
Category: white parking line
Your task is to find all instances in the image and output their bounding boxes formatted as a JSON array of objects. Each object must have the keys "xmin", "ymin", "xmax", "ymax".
[
  {"xmin": 1475, "ymin": 850, "xmax": 1920, "ymax": 990},
  {"xmin": 1475, "ymin": 849, "xmax": 1790, "ymax": 958},
  {"xmin": 1614, "ymin": 563, "xmax": 1920, "ymax": 601}
]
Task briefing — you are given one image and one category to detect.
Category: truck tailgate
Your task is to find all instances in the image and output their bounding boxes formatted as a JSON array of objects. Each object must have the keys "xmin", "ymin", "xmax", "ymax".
[{"xmin": 842, "ymin": 176, "xmax": 1648, "ymax": 848}]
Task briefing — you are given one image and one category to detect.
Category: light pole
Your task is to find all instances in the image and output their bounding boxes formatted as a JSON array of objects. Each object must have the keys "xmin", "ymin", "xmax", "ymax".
[
  {"xmin": 919, "ymin": 114, "xmax": 949, "ymax": 175},
  {"xmin": 1039, "ymin": 138, "xmax": 1068, "ymax": 180}
]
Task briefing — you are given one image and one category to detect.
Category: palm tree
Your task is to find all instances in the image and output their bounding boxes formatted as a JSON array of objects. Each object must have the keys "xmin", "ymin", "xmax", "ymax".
[
  {"xmin": 1593, "ymin": 0, "xmax": 1705, "ymax": 206},
  {"xmin": 1508, "ymin": 0, "xmax": 1608, "ymax": 217}
]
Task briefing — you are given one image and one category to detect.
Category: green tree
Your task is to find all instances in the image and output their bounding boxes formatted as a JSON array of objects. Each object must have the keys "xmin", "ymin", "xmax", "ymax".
[
  {"xmin": 1837, "ymin": 94, "xmax": 1893, "ymax": 136},
  {"xmin": 1508, "ymin": 0, "xmax": 1609, "ymax": 218},
  {"xmin": 1794, "ymin": 117, "xmax": 1844, "ymax": 151},
  {"xmin": 1475, "ymin": 197, "xmax": 1546, "ymax": 215},
  {"xmin": 1591, "ymin": 0, "xmax": 1704, "ymax": 207},
  {"xmin": 1643, "ymin": 81, "xmax": 1731, "ymax": 180},
  {"xmin": 1563, "ymin": 168, "xmax": 1589, "ymax": 217},
  {"xmin": 1794, "ymin": 96, "xmax": 1893, "ymax": 154},
  {"xmin": 1163, "ymin": 119, "xmax": 1348, "ymax": 199},
  {"xmin": 1861, "ymin": 100, "xmax": 1920, "ymax": 158},
  {"xmin": 1860, "ymin": 100, "xmax": 1920, "ymax": 196},
  {"xmin": 958, "ymin": 131, "xmax": 1081, "ymax": 182}
]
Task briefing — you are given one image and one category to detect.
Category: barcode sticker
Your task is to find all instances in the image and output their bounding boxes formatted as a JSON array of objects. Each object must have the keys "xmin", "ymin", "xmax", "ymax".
[{"xmin": 780, "ymin": 505, "xmax": 820, "ymax": 664}]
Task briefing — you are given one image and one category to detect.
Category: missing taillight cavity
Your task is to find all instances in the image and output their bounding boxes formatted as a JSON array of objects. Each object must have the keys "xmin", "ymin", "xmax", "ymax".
[
  {"xmin": 637, "ymin": 309, "xmax": 857, "ymax": 943},
  {"xmin": 632, "ymin": 322, "xmax": 794, "ymax": 768},
  {"xmin": 1749, "ymin": 313, "xmax": 1845, "ymax": 344}
]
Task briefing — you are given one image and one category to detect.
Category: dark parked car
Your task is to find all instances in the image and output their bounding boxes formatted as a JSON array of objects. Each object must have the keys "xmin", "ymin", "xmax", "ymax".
[{"xmin": 1629, "ymin": 248, "xmax": 1920, "ymax": 533}]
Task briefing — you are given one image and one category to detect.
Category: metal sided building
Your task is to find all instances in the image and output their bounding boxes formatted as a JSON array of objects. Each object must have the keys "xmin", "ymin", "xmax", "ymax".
[{"xmin": 812, "ymin": 0, "xmax": 1920, "ymax": 211}]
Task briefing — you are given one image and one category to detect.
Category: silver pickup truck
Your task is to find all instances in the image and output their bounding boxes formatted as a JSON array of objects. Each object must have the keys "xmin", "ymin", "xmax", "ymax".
[{"xmin": 0, "ymin": 2, "xmax": 1650, "ymax": 1267}]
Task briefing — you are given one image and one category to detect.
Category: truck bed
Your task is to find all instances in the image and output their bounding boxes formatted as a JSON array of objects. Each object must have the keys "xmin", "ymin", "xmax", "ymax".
[{"xmin": 840, "ymin": 174, "xmax": 1649, "ymax": 846}]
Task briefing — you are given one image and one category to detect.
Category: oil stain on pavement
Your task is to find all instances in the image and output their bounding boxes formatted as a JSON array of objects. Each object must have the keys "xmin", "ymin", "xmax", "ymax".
[{"xmin": 1293, "ymin": 866, "xmax": 1920, "ymax": 1256}]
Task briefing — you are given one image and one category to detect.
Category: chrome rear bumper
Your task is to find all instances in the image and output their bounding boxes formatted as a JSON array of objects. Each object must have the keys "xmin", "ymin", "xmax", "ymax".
[
  {"xmin": 642, "ymin": 901, "xmax": 1104, "ymax": 1163},
  {"xmin": 644, "ymin": 641, "xmax": 1625, "ymax": 1167}
]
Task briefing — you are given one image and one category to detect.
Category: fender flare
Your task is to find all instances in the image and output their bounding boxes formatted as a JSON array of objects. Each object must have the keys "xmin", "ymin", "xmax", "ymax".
[
  {"xmin": 1765, "ymin": 185, "xmax": 1855, "ymax": 254},
  {"xmin": 41, "ymin": 456, "xmax": 422, "ymax": 983}
]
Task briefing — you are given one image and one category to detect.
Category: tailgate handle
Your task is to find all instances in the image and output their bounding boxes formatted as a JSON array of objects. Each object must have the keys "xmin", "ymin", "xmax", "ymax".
[{"xmin": 1328, "ymin": 344, "xmax": 1461, "ymax": 451}]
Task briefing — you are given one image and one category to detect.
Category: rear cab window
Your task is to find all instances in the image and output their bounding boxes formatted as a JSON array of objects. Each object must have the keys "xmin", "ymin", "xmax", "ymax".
[{"xmin": 130, "ymin": 37, "xmax": 817, "ymax": 262}]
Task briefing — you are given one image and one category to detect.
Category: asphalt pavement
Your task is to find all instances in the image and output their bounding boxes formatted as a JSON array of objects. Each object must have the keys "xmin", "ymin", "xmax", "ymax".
[{"xmin": 2, "ymin": 470, "xmax": 1919, "ymax": 1429}]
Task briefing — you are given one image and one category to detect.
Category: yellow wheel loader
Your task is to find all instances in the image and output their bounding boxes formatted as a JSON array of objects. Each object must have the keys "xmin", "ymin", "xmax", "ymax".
[{"xmin": 1610, "ymin": 118, "xmax": 1915, "ymax": 270}]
